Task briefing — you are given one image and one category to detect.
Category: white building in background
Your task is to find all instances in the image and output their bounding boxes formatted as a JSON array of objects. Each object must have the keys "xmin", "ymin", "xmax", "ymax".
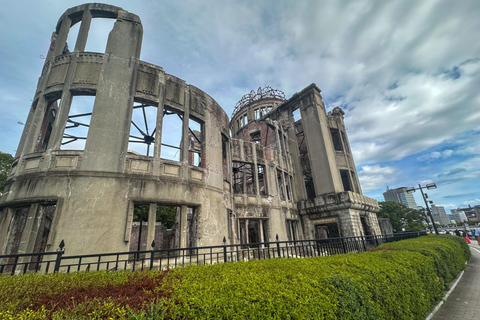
[
  {"xmin": 449, "ymin": 210, "xmax": 468, "ymax": 222},
  {"xmin": 431, "ymin": 205, "xmax": 450, "ymax": 225},
  {"xmin": 383, "ymin": 187, "xmax": 418, "ymax": 209}
]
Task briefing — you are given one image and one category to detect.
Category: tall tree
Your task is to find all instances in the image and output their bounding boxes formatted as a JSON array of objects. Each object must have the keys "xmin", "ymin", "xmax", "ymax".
[
  {"xmin": 377, "ymin": 201, "xmax": 426, "ymax": 232},
  {"xmin": 0, "ymin": 152, "xmax": 14, "ymax": 193}
]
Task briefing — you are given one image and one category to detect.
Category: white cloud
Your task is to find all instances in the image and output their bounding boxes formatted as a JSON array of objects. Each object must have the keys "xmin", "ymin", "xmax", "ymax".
[{"xmin": 358, "ymin": 165, "xmax": 398, "ymax": 193}]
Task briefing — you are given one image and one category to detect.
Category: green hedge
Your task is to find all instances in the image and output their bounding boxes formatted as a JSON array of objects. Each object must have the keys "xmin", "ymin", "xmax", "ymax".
[{"xmin": 0, "ymin": 235, "xmax": 469, "ymax": 319}]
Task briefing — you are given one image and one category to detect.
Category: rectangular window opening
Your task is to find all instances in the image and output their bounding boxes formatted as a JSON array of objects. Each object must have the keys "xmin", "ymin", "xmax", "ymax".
[
  {"xmin": 258, "ymin": 165, "xmax": 267, "ymax": 196},
  {"xmin": 250, "ymin": 131, "xmax": 261, "ymax": 144},
  {"xmin": 61, "ymin": 95, "xmax": 95, "ymax": 150},
  {"xmin": 341, "ymin": 131, "xmax": 350, "ymax": 153},
  {"xmin": 233, "ymin": 162, "xmax": 256, "ymax": 195},
  {"xmin": 160, "ymin": 107, "xmax": 183, "ymax": 162},
  {"xmin": 84, "ymin": 18, "xmax": 116, "ymax": 53},
  {"xmin": 277, "ymin": 169, "xmax": 286, "ymax": 201},
  {"xmin": 65, "ymin": 21, "xmax": 80, "ymax": 53},
  {"xmin": 222, "ymin": 135, "xmax": 229, "ymax": 179},
  {"xmin": 293, "ymin": 108, "xmax": 301, "ymax": 123},
  {"xmin": 340, "ymin": 169, "xmax": 353, "ymax": 192},
  {"xmin": 188, "ymin": 117, "xmax": 203, "ymax": 167},
  {"xmin": 330, "ymin": 128, "xmax": 344, "ymax": 151},
  {"xmin": 128, "ymin": 103, "xmax": 157, "ymax": 157},
  {"xmin": 36, "ymin": 99, "xmax": 60, "ymax": 152}
]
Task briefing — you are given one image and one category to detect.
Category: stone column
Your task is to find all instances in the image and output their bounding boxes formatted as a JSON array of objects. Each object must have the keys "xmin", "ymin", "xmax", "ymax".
[
  {"xmin": 74, "ymin": 9, "xmax": 92, "ymax": 52},
  {"xmin": 298, "ymin": 89, "xmax": 343, "ymax": 195},
  {"xmin": 81, "ymin": 12, "xmax": 142, "ymax": 172},
  {"xmin": 179, "ymin": 205, "xmax": 188, "ymax": 248},
  {"xmin": 53, "ymin": 16, "xmax": 71, "ymax": 56},
  {"xmin": 146, "ymin": 203, "xmax": 157, "ymax": 249}
]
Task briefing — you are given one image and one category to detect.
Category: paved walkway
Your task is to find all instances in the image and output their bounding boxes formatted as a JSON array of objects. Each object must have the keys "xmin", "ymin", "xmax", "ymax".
[{"xmin": 430, "ymin": 241, "xmax": 480, "ymax": 319}]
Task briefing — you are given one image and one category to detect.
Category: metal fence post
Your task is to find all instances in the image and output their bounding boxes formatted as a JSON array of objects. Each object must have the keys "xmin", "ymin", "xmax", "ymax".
[
  {"xmin": 340, "ymin": 237, "xmax": 347, "ymax": 253},
  {"xmin": 222, "ymin": 237, "xmax": 228, "ymax": 263},
  {"xmin": 150, "ymin": 240, "xmax": 155, "ymax": 270},
  {"xmin": 54, "ymin": 240, "xmax": 65, "ymax": 273},
  {"xmin": 276, "ymin": 234, "xmax": 281, "ymax": 257}
]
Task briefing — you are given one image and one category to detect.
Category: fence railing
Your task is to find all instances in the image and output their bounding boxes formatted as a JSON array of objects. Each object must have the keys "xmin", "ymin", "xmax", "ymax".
[{"xmin": 0, "ymin": 231, "xmax": 426, "ymax": 276}]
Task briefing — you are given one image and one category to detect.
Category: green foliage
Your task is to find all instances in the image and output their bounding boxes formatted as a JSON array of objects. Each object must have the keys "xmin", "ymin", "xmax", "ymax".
[
  {"xmin": 0, "ymin": 151, "xmax": 14, "ymax": 193},
  {"xmin": 377, "ymin": 201, "xmax": 426, "ymax": 232},
  {"xmin": 0, "ymin": 236, "xmax": 469, "ymax": 319},
  {"xmin": 133, "ymin": 205, "xmax": 177, "ymax": 229}
]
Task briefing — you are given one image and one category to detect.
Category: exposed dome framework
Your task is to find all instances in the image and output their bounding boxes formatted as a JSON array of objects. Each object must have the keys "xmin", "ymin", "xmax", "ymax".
[{"xmin": 232, "ymin": 86, "xmax": 285, "ymax": 118}]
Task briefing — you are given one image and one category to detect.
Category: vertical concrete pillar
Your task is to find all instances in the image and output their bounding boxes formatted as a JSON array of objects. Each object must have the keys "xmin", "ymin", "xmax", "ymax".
[
  {"xmin": 74, "ymin": 9, "xmax": 92, "ymax": 52},
  {"xmin": 259, "ymin": 219, "xmax": 265, "ymax": 244},
  {"xmin": 146, "ymin": 203, "xmax": 157, "ymax": 249},
  {"xmin": 299, "ymin": 90, "xmax": 343, "ymax": 195},
  {"xmin": 181, "ymin": 90, "xmax": 190, "ymax": 166},
  {"xmin": 180, "ymin": 205, "xmax": 188, "ymax": 248},
  {"xmin": 245, "ymin": 219, "xmax": 249, "ymax": 245},
  {"xmin": 53, "ymin": 16, "xmax": 71, "ymax": 56},
  {"xmin": 17, "ymin": 97, "xmax": 48, "ymax": 156},
  {"xmin": 81, "ymin": 12, "xmax": 142, "ymax": 172}
]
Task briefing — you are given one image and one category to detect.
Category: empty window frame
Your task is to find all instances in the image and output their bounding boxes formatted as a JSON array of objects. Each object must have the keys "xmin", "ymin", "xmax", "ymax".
[
  {"xmin": 84, "ymin": 18, "xmax": 116, "ymax": 53},
  {"xmin": 128, "ymin": 103, "xmax": 157, "ymax": 156},
  {"xmin": 257, "ymin": 164, "xmax": 267, "ymax": 196},
  {"xmin": 161, "ymin": 107, "xmax": 183, "ymax": 162},
  {"xmin": 255, "ymin": 109, "xmax": 261, "ymax": 120},
  {"xmin": 36, "ymin": 98, "xmax": 60, "ymax": 152},
  {"xmin": 292, "ymin": 108, "xmax": 301, "ymax": 123},
  {"xmin": 340, "ymin": 169, "xmax": 353, "ymax": 192},
  {"xmin": 65, "ymin": 21, "xmax": 80, "ymax": 53},
  {"xmin": 243, "ymin": 114, "xmax": 248, "ymax": 126},
  {"xmin": 250, "ymin": 130, "xmax": 261, "ymax": 144},
  {"xmin": 341, "ymin": 131, "xmax": 351, "ymax": 154},
  {"xmin": 295, "ymin": 121, "xmax": 316, "ymax": 199},
  {"xmin": 285, "ymin": 174, "xmax": 293, "ymax": 201},
  {"xmin": 350, "ymin": 170, "xmax": 360, "ymax": 193},
  {"xmin": 286, "ymin": 220, "xmax": 298, "ymax": 241},
  {"xmin": 330, "ymin": 128, "xmax": 344, "ymax": 152},
  {"xmin": 188, "ymin": 117, "xmax": 203, "ymax": 167},
  {"xmin": 277, "ymin": 169, "xmax": 286, "ymax": 200},
  {"xmin": 61, "ymin": 95, "xmax": 95, "ymax": 150},
  {"xmin": 233, "ymin": 162, "xmax": 256, "ymax": 195},
  {"xmin": 222, "ymin": 135, "xmax": 229, "ymax": 179},
  {"xmin": 279, "ymin": 132, "xmax": 287, "ymax": 155},
  {"xmin": 239, "ymin": 219, "xmax": 268, "ymax": 246},
  {"xmin": 130, "ymin": 204, "xmax": 181, "ymax": 252}
]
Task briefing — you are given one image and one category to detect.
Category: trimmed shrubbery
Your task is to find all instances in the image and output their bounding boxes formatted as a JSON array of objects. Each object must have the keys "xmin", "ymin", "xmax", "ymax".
[{"xmin": 0, "ymin": 235, "xmax": 469, "ymax": 319}]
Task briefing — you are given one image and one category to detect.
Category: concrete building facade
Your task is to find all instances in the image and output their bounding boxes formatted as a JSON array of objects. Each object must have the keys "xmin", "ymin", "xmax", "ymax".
[
  {"xmin": 0, "ymin": 3, "xmax": 381, "ymax": 256},
  {"xmin": 383, "ymin": 187, "xmax": 418, "ymax": 209},
  {"xmin": 451, "ymin": 206, "xmax": 480, "ymax": 221},
  {"xmin": 430, "ymin": 205, "xmax": 450, "ymax": 226}
]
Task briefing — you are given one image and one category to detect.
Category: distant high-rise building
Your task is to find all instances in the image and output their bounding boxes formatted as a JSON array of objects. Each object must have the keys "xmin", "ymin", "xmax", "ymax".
[
  {"xmin": 431, "ymin": 205, "xmax": 450, "ymax": 225},
  {"xmin": 383, "ymin": 187, "xmax": 418, "ymax": 209},
  {"xmin": 449, "ymin": 211, "xmax": 468, "ymax": 222},
  {"xmin": 451, "ymin": 206, "xmax": 480, "ymax": 221}
]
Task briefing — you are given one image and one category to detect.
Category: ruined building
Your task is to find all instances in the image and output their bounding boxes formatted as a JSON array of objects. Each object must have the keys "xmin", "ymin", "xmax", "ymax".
[{"xmin": 0, "ymin": 3, "xmax": 381, "ymax": 256}]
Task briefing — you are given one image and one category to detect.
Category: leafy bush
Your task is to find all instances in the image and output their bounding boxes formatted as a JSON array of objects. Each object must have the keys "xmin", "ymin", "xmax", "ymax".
[{"xmin": 0, "ymin": 235, "xmax": 469, "ymax": 319}]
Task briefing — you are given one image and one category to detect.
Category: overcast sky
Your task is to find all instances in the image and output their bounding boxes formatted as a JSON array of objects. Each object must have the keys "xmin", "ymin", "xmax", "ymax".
[{"xmin": 0, "ymin": 0, "xmax": 479, "ymax": 212}]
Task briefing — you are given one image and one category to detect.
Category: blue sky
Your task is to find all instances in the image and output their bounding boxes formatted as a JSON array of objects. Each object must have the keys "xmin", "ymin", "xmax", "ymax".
[{"xmin": 0, "ymin": 0, "xmax": 479, "ymax": 212}]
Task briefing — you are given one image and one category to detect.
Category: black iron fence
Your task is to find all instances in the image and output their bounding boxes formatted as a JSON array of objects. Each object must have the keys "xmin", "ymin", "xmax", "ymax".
[{"xmin": 0, "ymin": 231, "xmax": 426, "ymax": 276}]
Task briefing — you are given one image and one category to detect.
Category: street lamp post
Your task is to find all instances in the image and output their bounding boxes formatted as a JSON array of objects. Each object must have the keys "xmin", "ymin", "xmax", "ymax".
[{"xmin": 406, "ymin": 183, "xmax": 439, "ymax": 235}]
